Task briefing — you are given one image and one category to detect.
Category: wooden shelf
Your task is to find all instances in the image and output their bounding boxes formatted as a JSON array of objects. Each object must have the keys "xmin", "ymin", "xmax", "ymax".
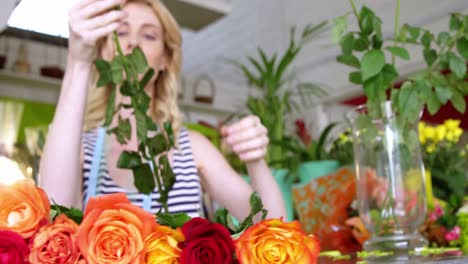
[
  {"xmin": 0, "ymin": 69, "xmax": 234, "ymax": 116},
  {"xmin": 0, "ymin": 69, "xmax": 62, "ymax": 89}
]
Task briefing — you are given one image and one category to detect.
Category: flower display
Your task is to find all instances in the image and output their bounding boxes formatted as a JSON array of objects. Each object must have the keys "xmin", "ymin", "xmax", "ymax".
[
  {"xmin": 235, "ymin": 219, "xmax": 320, "ymax": 264},
  {"xmin": 0, "ymin": 180, "xmax": 321, "ymax": 263}
]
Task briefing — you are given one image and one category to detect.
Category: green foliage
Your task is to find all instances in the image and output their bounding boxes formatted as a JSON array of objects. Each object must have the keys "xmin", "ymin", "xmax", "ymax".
[
  {"xmin": 156, "ymin": 212, "xmax": 191, "ymax": 229},
  {"xmin": 228, "ymin": 22, "xmax": 328, "ymax": 171},
  {"xmin": 335, "ymin": 2, "xmax": 468, "ymax": 126},
  {"xmin": 214, "ymin": 192, "xmax": 268, "ymax": 236},
  {"xmin": 94, "ymin": 32, "xmax": 175, "ymax": 212},
  {"xmin": 271, "ymin": 123, "xmax": 338, "ymax": 182},
  {"xmin": 50, "ymin": 204, "xmax": 84, "ymax": 225}
]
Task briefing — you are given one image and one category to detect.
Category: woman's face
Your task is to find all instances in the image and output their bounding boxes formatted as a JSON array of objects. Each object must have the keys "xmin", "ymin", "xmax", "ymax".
[{"xmin": 101, "ymin": 1, "xmax": 166, "ymax": 93}]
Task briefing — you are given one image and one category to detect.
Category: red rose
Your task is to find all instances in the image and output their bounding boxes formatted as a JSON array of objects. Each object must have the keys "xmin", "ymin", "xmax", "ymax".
[
  {"xmin": 0, "ymin": 230, "xmax": 28, "ymax": 264},
  {"xmin": 179, "ymin": 217, "xmax": 235, "ymax": 264}
]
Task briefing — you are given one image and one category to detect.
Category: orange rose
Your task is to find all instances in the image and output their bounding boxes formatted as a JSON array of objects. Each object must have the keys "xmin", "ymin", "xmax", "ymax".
[
  {"xmin": 0, "ymin": 179, "xmax": 50, "ymax": 239},
  {"xmin": 29, "ymin": 214, "xmax": 82, "ymax": 263},
  {"xmin": 236, "ymin": 219, "xmax": 320, "ymax": 264},
  {"xmin": 76, "ymin": 193, "xmax": 158, "ymax": 264},
  {"xmin": 142, "ymin": 225, "xmax": 185, "ymax": 264}
]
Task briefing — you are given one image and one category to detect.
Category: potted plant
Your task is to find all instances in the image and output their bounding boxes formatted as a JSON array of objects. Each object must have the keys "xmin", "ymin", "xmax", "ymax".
[
  {"xmin": 335, "ymin": 0, "xmax": 468, "ymax": 254},
  {"xmin": 276, "ymin": 119, "xmax": 340, "ymax": 184},
  {"xmin": 228, "ymin": 21, "xmax": 328, "ymax": 221}
]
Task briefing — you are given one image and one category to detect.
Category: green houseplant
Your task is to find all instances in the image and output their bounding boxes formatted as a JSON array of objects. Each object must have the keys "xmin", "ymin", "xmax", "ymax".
[
  {"xmin": 228, "ymin": 22, "xmax": 328, "ymax": 221},
  {"xmin": 334, "ymin": 0, "xmax": 468, "ymax": 254}
]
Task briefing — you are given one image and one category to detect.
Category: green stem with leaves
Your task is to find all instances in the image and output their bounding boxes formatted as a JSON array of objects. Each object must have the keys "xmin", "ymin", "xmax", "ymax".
[
  {"xmin": 111, "ymin": 32, "xmax": 169, "ymax": 213},
  {"xmin": 349, "ymin": 0, "xmax": 359, "ymax": 20}
]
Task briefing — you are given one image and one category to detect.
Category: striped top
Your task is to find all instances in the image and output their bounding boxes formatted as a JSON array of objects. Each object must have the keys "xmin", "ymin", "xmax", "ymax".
[{"xmin": 81, "ymin": 127, "xmax": 203, "ymax": 217}]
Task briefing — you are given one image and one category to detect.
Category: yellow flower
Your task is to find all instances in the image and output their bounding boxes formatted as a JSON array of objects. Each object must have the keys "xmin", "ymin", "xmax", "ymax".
[
  {"xmin": 444, "ymin": 119, "xmax": 461, "ymax": 131},
  {"xmin": 419, "ymin": 122, "xmax": 426, "ymax": 144},
  {"xmin": 426, "ymin": 144, "xmax": 435, "ymax": 153},
  {"xmin": 424, "ymin": 126, "xmax": 436, "ymax": 142},
  {"xmin": 142, "ymin": 226, "xmax": 184, "ymax": 264},
  {"xmin": 435, "ymin": 125, "xmax": 447, "ymax": 143}
]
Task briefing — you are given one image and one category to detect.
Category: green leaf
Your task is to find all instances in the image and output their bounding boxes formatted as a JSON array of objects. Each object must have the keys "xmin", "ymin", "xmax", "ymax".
[
  {"xmin": 363, "ymin": 73, "xmax": 384, "ymax": 101},
  {"xmin": 112, "ymin": 118, "xmax": 131, "ymax": 144},
  {"xmin": 435, "ymin": 86, "xmax": 452, "ymax": 104},
  {"xmin": 332, "ymin": 14, "xmax": 349, "ymax": 43},
  {"xmin": 50, "ymin": 204, "xmax": 84, "ymax": 224},
  {"xmin": 156, "ymin": 212, "xmax": 191, "ymax": 229},
  {"xmin": 336, "ymin": 54, "xmax": 360, "ymax": 68},
  {"xmin": 427, "ymin": 91, "xmax": 441, "ymax": 115},
  {"xmin": 110, "ymin": 57, "xmax": 124, "ymax": 84},
  {"xmin": 386, "ymin": 46, "xmax": 410, "ymax": 60},
  {"xmin": 450, "ymin": 15, "xmax": 462, "ymax": 31},
  {"xmin": 120, "ymin": 81, "xmax": 135, "ymax": 96},
  {"xmin": 236, "ymin": 193, "xmax": 267, "ymax": 233},
  {"xmin": 423, "ymin": 48, "xmax": 437, "ymax": 66},
  {"xmin": 359, "ymin": 6, "xmax": 375, "ymax": 35},
  {"xmin": 158, "ymin": 156, "xmax": 176, "ymax": 204},
  {"xmin": 135, "ymin": 92, "xmax": 151, "ymax": 110},
  {"xmin": 398, "ymin": 82, "xmax": 421, "ymax": 121},
  {"xmin": 449, "ymin": 53, "xmax": 467, "ymax": 79},
  {"xmin": 147, "ymin": 134, "xmax": 169, "ymax": 156},
  {"xmin": 431, "ymin": 72, "xmax": 449, "ymax": 87},
  {"xmin": 117, "ymin": 151, "xmax": 142, "ymax": 169},
  {"xmin": 95, "ymin": 59, "xmax": 112, "ymax": 87},
  {"xmin": 214, "ymin": 208, "xmax": 229, "ymax": 228},
  {"xmin": 415, "ymin": 80, "xmax": 432, "ymax": 102},
  {"xmin": 450, "ymin": 88, "xmax": 466, "ymax": 113},
  {"xmin": 139, "ymin": 68, "xmax": 155, "ymax": 88},
  {"xmin": 162, "ymin": 122, "xmax": 174, "ymax": 146},
  {"xmin": 437, "ymin": 32, "xmax": 450, "ymax": 46},
  {"xmin": 456, "ymin": 37, "xmax": 468, "ymax": 60},
  {"xmin": 134, "ymin": 108, "xmax": 148, "ymax": 143},
  {"xmin": 372, "ymin": 34, "xmax": 383, "ymax": 49},
  {"xmin": 349, "ymin": 71, "xmax": 363, "ymax": 84},
  {"xmin": 382, "ymin": 64, "xmax": 399, "ymax": 85},
  {"xmin": 354, "ymin": 36, "xmax": 370, "ymax": 51},
  {"xmin": 340, "ymin": 33, "xmax": 354, "ymax": 55},
  {"xmin": 104, "ymin": 84, "xmax": 116, "ymax": 127},
  {"xmin": 361, "ymin": 49, "xmax": 385, "ymax": 81},
  {"xmin": 129, "ymin": 47, "xmax": 148, "ymax": 74},
  {"xmin": 421, "ymin": 31, "xmax": 432, "ymax": 48},
  {"xmin": 132, "ymin": 164, "xmax": 155, "ymax": 194},
  {"xmin": 407, "ymin": 25, "xmax": 421, "ymax": 42}
]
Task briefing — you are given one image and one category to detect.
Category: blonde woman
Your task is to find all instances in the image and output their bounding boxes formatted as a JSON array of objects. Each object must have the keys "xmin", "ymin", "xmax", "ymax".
[{"xmin": 40, "ymin": 0, "xmax": 286, "ymax": 220}]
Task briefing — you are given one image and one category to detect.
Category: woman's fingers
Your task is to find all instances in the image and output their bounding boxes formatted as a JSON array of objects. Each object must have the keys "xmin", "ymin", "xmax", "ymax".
[
  {"xmin": 82, "ymin": 10, "xmax": 127, "ymax": 30},
  {"xmin": 72, "ymin": 0, "xmax": 124, "ymax": 20}
]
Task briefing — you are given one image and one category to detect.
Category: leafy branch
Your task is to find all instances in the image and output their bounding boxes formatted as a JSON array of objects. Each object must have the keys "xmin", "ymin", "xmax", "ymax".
[
  {"xmin": 94, "ymin": 31, "xmax": 175, "ymax": 212},
  {"xmin": 335, "ymin": 1, "xmax": 468, "ymax": 124}
]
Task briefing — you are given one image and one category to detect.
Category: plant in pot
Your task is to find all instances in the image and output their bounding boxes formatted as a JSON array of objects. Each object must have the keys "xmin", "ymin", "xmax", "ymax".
[
  {"xmin": 275, "ymin": 119, "xmax": 340, "ymax": 184},
  {"xmin": 335, "ymin": 0, "xmax": 468, "ymax": 255},
  {"xmin": 228, "ymin": 21, "xmax": 328, "ymax": 221}
]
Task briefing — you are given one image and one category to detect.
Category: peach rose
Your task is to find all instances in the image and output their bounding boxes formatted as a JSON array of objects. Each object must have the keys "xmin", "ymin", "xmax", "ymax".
[
  {"xmin": 236, "ymin": 219, "xmax": 320, "ymax": 264},
  {"xmin": 142, "ymin": 225, "xmax": 184, "ymax": 264},
  {"xmin": 29, "ymin": 214, "xmax": 82, "ymax": 263},
  {"xmin": 0, "ymin": 179, "xmax": 50, "ymax": 239},
  {"xmin": 76, "ymin": 193, "xmax": 158, "ymax": 264}
]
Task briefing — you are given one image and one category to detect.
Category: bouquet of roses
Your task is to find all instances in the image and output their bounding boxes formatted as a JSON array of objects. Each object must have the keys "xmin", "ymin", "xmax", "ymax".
[{"xmin": 0, "ymin": 179, "xmax": 320, "ymax": 264}]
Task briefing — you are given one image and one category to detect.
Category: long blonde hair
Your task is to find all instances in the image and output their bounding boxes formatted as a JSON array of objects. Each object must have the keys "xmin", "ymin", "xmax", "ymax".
[{"xmin": 84, "ymin": 0, "xmax": 182, "ymax": 136}]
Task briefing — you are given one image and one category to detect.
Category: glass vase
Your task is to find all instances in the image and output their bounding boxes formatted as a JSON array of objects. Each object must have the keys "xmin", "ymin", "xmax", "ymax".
[{"xmin": 346, "ymin": 102, "xmax": 427, "ymax": 255}]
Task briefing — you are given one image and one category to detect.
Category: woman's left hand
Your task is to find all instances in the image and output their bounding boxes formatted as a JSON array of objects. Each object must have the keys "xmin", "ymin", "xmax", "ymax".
[{"xmin": 221, "ymin": 115, "xmax": 269, "ymax": 163}]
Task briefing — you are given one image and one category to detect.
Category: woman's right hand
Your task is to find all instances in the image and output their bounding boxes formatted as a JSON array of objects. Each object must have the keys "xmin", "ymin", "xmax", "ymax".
[{"xmin": 68, "ymin": 0, "xmax": 127, "ymax": 64}]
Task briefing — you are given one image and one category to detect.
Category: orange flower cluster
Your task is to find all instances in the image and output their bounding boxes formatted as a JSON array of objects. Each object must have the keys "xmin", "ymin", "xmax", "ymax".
[{"xmin": 0, "ymin": 180, "xmax": 321, "ymax": 264}]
